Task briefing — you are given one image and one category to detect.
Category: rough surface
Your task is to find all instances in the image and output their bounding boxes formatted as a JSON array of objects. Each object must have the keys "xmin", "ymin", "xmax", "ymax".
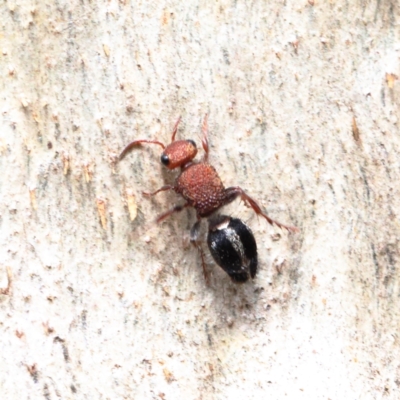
[
  {"xmin": 1, "ymin": 0, "xmax": 400, "ymax": 399},
  {"xmin": 176, "ymin": 163, "xmax": 226, "ymax": 217}
]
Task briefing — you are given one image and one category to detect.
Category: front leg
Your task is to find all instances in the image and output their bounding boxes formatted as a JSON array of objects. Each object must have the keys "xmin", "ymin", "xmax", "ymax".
[{"xmin": 223, "ymin": 186, "xmax": 299, "ymax": 233}]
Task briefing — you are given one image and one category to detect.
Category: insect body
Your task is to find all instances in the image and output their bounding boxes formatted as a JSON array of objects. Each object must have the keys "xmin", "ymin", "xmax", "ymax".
[
  {"xmin": 120, "ymin": 115, "xmax": 298, "ymax": 283},
  {"xmin": 175, "ymin": 163, "xmax": 227, "ymax": 218},
  {"xmin": 207, "ymin": 215, "xmax": 257, "ymax": 283}
]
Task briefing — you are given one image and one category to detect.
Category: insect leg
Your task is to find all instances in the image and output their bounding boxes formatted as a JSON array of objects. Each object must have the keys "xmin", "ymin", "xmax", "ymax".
[
  {"xmin": 155, "ymin": 202, "xmax": 190, "ymax": 223},
  {"xmin": 119, "ymin": 139, "xmax": 165, "ymax": 161},
  {"xmin": 170, "ymin": 116, "xmax": 182, "ymax": 142},
  {"xmin": 142, "ymin": 185, "xmax": 174, "ymax": 197},
  {"xmin": 201, "ymin": 114, "xmax": 210, "ymax": 162},
  {"xmin": 223, "ymin": 187, "xmax": 299, "ymax": 233},
  {"xmin": 190, "ymin": 220, "xmax": 209, "ymax": 284}
]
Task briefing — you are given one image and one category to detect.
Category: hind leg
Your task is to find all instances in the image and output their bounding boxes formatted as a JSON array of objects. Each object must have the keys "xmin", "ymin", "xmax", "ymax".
[{"xmin": 190, "ymin": 220, "xmax": 209, "ymax": 284}]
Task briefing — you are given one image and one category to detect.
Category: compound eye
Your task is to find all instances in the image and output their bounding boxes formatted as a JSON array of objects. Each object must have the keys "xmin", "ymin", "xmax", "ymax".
[
  {"xmin": 187, "ymin": 139, "xmax": 196, "ymax": 148},
  {"xmin": 161, "ymin": 154, "xmax": 170, "ymax": 166}
]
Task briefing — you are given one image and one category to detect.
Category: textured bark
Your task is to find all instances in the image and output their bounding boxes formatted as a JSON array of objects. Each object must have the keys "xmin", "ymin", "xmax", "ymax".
[{"xmin": 1, "ymin": 1, "xmax": 400, "ymax": 399}]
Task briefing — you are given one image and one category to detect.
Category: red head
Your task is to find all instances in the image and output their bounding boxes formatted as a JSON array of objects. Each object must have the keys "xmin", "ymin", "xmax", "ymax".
[
  {"xmin": 119, "ymin": 116, "xmax": 198, "ymax": 169},
  {"xmin": 160, "ymin": 140, "xmax": 197, "ymax": 169}
]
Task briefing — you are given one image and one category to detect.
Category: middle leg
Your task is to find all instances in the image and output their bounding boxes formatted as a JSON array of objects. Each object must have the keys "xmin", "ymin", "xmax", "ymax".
[
  {"xmin": 156, "ymin": 202, "xmax": 190, "ymax": 223},
  {"xmin": 143, "ymin": 185, "xmax": 174, "ymax": 197}
]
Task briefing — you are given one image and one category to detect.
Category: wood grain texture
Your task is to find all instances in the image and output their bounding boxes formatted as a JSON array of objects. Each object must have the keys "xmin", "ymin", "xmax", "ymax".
[{"xmin": 1, "ymin": 1, "xmax": 399, "ymax": 399}]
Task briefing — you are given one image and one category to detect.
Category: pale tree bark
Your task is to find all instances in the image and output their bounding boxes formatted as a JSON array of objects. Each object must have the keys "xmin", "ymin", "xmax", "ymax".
[{"xmin": 1, "ymin": 1, "xmax": 400, "ymax": 399}]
